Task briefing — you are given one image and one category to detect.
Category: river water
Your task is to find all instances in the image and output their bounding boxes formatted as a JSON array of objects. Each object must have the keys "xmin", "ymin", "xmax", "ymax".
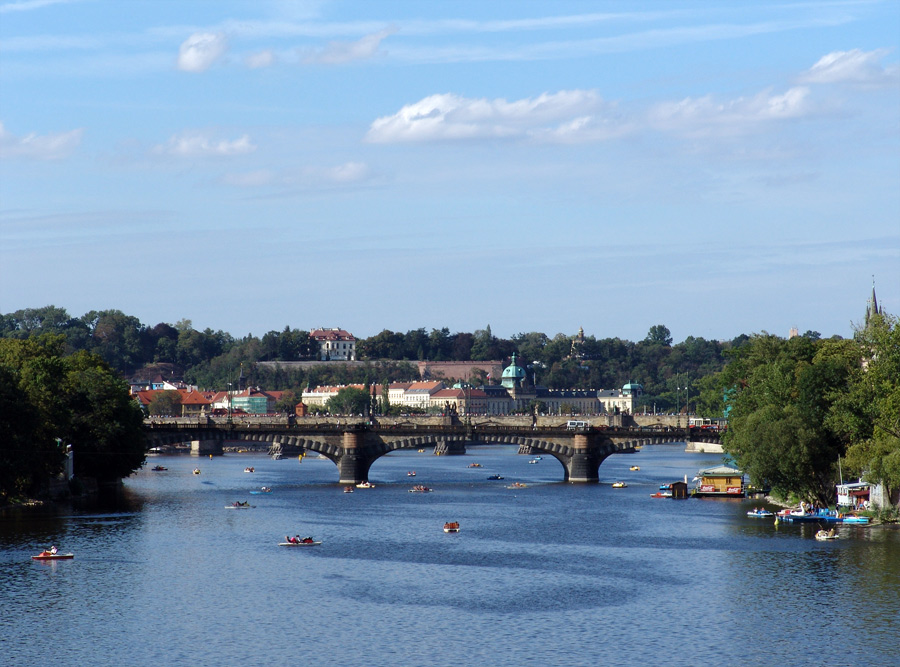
[{"xmin": 2, "ymin": 444, "xmax": 898, "ymax": 666}]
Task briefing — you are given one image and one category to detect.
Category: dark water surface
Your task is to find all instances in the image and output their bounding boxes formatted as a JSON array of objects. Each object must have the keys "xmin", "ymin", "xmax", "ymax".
[{"xmin": 2, "ymin": 444, "xmax": 898, "ymax": 666}]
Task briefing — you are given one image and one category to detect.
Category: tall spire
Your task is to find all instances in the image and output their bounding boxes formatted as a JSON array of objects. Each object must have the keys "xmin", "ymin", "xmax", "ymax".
[{"xmin": 866, "ymin": 276, "xmax": 880, "ymax": 327}]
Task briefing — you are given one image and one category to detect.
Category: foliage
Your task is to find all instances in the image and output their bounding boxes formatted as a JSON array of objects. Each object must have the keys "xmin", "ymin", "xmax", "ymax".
[
  {"xmin": 325, "ymin": 387, "xmax": 371, "ymax": 415},
  {"xmin": 831, "ymin": 313, "xmax": 900, "ymax": 494},
  {"xmin": 0, "ymin": 335, "xmax": 145, "ymax": 500},
  {"xmin": 148, "ymin": 390, "xmax": 182, "ymax": 416},
  {"xmin": 718, "ymin": 334, "xmax": 857, "ymax": 503}
]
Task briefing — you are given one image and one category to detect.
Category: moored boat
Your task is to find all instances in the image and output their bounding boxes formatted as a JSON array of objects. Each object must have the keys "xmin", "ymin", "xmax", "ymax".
[{"xmin": 443, "ymin": 522, "xmax": 460, "ymax": 533}]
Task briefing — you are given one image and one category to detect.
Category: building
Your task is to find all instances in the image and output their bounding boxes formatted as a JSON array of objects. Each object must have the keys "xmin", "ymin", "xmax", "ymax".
[
  {"xmin": 133, "ymin": 388, "xmax": 211, "ymax": 417},
  {"xmin": 310, "ymin": 328, "xmax": 356, "ymax": 361},
  {"xmin": 692, "ymin": 465, "xmax": 745, "ymax": 497}
]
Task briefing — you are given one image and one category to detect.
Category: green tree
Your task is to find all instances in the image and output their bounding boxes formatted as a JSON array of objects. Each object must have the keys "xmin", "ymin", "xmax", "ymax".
[
  {"xmin": 61, "ymin": 351, "xmax": 146, "ymax": 481},
  {"xmin": 719, "ymin": 334, "xmax": 854, "ymax": 503},
  {"xmin": 325, "ymin": 387, "xmax": 371, "ymax": 415},
  {"xmin": 645, "ymin": 324, "xmax": 673, "ymax": 347},
  {"xmin": 148, "ymin": 390, "xmax": 182, "ymax": 416},
  {"xmin": 833, "ymin": 313, "xmax": 900, "ymax": 495}
]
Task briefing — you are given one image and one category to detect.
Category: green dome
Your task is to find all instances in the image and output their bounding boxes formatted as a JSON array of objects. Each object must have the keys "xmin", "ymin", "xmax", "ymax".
[{"xmin": 501, "ymin": 353, "xmax": 527, "ymax": 389}]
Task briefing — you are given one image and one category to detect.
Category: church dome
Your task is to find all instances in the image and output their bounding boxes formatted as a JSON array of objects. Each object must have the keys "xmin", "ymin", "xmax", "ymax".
[{"xmin": 501, "ymin": 353, "xmax": 527, "ymax": 389}]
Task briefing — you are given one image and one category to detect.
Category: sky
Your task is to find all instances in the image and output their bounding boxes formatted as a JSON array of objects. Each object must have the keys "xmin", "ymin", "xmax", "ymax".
[{"xmin": 1, "ymin": 0, "xmax": 898, "ymax": 344}]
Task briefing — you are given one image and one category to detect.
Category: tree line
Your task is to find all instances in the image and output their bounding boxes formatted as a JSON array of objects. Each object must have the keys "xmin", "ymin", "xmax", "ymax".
[
  {"xmin": 2, "ymin": 306, "xmax": 758, "ymax": 414},
  {"xmin": 2, "ymin": 305, "xmax": 896, "ymax": 508}
]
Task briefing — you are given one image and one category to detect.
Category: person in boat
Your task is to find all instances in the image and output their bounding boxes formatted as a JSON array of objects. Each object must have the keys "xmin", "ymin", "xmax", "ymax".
[
  {"xmin": 50, "ymin": 546, "xmax": 58, "ymax": 555},
  {"xmin": 302, "ymin": 537, "xmax": 314, "ymax": 544}
]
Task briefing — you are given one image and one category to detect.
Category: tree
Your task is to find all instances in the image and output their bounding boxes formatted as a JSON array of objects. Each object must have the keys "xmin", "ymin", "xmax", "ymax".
[
  {"xmin": 61, "ymin": 350, "xmax": 146, "ymax": 482},
  {"xmin": 325, "ymin": 387, "xmax": 370, "ymax": 415},
  {"xmin": 645, "ymin": 325, "xmax": 673, "ymax": 347},
  {"xmin": 148, "ymin": 391, "xmax": 182, "ymax": 416},
  {"xmin": 718, "ymin": 334, "xmax": 854, "ymax": 503},
  {"xmin": 833, "ymin": 313, "xmax": 900, "ymax": 495}
]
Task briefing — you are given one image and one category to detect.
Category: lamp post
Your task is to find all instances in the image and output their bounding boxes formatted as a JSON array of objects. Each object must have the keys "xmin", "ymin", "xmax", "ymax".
[{"xmin": 227, "ymin": 382, "xmax": 232, "ymax": 422}]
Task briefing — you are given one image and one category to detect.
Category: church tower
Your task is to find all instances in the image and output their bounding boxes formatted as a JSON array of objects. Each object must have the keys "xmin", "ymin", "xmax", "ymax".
[{"xmin": 865, "ymin": 279, "xmax": 882, "ymax": 328}]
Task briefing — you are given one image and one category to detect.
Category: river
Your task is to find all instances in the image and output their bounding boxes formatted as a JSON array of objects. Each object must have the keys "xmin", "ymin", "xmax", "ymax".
[{"xmin": 2, "ymin": 443, "xmax": 898, "ymax": 666}]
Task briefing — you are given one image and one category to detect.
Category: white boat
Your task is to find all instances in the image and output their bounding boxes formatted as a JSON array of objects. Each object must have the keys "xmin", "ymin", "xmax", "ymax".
[
  {"xmin": 443, "ymin": 522, "xmax": 460, "ymax": 533},
  {"xmin": 747, "ymin": 508, "xmax": 774, "ymax": 518},
  {"xmin": 225, "ymin": 503, "xmax": 254, "ymax": 509},
  {"xmin": 356, "ymin": 481, "xmax": 375, "ymax": 489},
  {"xmin": 612, "ymin": 481, "xmax": 627, "ymax": 488},
  {"xmin": 816, "ymin": 529, "xmax": 838, "ymax": 541}
]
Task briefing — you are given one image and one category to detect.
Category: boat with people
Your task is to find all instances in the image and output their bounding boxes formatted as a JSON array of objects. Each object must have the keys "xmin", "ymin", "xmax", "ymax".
[
  {"xmin": 528, "ymin": 459, "xmax": 539, "ymax": 464},
  {"xmin": 487, "ymin": 474, "xmax": 504, "ymax": 480},
  {"xmin": 407, "ymin": 471, "xmax": 416, "ymax": 477},
  {"xmin": 151, "ymin": 465, "xmax": 168, "ymax": 471},
  {"xmin": 244, "ymin": 467, "xmax": 255, "ymax": 473},
  {"xmin": 506, "ymin": 482, "xmax": 528, "ymax": 489},
  {"xmin": 32, "ymin": 547, "xmax": 73, "ymax": 560},
  {"xmin": 467, "ymin": 463, "xmax": 482, "ymax": 468},
  {"xmin": 343, "ymin": 486, "xmax": 354, "ymax": 493},
  {"xmin": 250, "ymin": 487, "xmax": 272, "ymax": 494},
  {"xmin": 443, "ymin": 522, "xmax": 460, "ymax": 533},
  {"xmin": 356, "ymin": 481, "xmax": 375, "ymax": 489},
  {"xmin": 409, "ymin": 485, "xmax": 432, "ymax": 493},
  {"xmin": 650, "ymin": 492, "xmax": 668, "ymax": 498},
  {"xmin": 192, "ymin": 468, "xmax": 201, "ymax": 475},
  {"xmin": 747, "ymin": 508, "xmax": 774, "ymax": 518},
  {"xmin": 226, "ymin": 501, "xmax": 254, "ymax": 509},
  {"xmin": 816, "ymin": 529, "xmax": 838, "ymax": 541},
  {"xmin": 612, "ymin": 481, "xmax": 627, "ymax": 488},
  {"xmin": 279, "ymin": 536, "xmax": 321, "ymax": 546},
  {"xmin": 776, "ymin": 505, "xmax": 843, "ymax": 523},
  {"xmin": 630, "ymin": 466, "xmax": 640, "ymax": 471}
]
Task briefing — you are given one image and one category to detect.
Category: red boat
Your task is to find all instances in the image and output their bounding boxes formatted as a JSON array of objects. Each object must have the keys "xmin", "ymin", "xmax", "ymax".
[{"xmin": 32, "ymin": 550, "xmax": 74, "ymax": 560}]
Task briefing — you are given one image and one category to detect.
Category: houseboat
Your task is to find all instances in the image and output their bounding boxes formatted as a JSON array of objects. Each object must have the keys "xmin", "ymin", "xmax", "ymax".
[{"xmin": 691, "ymin": 465, "xmax": 745, "ymax": 498}]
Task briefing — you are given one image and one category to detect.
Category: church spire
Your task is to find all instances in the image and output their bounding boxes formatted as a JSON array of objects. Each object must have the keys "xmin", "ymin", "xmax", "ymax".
[{"xmin": 865, "ymin": 277, "xmax": 881, "ymax": 327}]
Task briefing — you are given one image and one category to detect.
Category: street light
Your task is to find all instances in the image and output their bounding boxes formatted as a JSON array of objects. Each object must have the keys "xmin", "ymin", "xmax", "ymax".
[{"xmin": 227, "ymin": 382, "xmax": 232, "ymax": 422}]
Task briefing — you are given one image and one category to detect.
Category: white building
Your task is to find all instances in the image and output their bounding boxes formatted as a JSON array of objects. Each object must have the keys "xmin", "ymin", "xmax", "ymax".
[{"xmin": 310, "ymin": 328, "xmax": 356, "ymax": 361}]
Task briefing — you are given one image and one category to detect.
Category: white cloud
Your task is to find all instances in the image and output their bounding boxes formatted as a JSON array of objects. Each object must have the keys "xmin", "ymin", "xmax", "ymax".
[
  {"xmin": 152, "ymin": 132, "xmax": 256, "ymax": 157},
  {"xmin": 0, "ymin": 0, "xmax": 79, "ymax": 13},
  {"xmin": 177, "ymin": 32, "xmax": 228, "ymax": 72},
  {"xmin": 0, "ymin": 121, "xmax": 83, "ymax": 159},
  {"xmin": 304, "ymin": 27, "xmax": 396, "ymax": 64},
  {"xmin": 648, "ymin": 86, "xmax": 811, "ymax": 135},
  {"xmin": 799, "ymin": 48, "xmax": 900, "ymax": 86},
  {"xmin": 245, "ymin": 49, "xmax": 275, "ymax": 68},
  {"xmin": 323, "ymin": 161, "xmax": 370, "ymax": 183},
  {"xmin": 366, "ymin": 90, "xmax": 615, "ymax": 143}
]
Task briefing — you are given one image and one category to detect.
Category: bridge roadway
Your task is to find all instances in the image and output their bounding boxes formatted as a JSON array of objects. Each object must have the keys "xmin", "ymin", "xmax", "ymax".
[{"xmin": 144, "ymin": 416, "xmax": 722, "ymax": 484}]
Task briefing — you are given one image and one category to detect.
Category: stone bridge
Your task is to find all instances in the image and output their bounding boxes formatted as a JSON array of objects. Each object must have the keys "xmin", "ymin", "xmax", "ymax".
[{"xmin": 144, "ymin": 417, "xmax": 721, "ymax": 484}]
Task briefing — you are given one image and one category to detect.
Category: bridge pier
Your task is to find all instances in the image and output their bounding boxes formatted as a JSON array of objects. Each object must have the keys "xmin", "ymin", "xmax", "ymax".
[
  {"xmin": 433, "ymin": 437, "xmax": 466, "ymax": 456},
  {"xmin": 566, "ymin": 434, "xmax": 600, "ymax": 483},
  {"xmin": 337, "ymin": 431, "xmax": 373, "ymax": 484},
  {"xmin": 190, "ymin": 439, "xmax": 222, "ymax": 456}
]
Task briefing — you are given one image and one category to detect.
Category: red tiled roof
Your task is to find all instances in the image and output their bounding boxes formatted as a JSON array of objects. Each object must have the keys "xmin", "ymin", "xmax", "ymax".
[{"xmin": 310, "ymin": 328, "xmax": 355, "ymax": 341}]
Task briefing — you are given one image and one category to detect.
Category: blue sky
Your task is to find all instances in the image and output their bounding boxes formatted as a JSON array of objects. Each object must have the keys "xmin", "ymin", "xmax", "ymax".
[{"xmin": 1, "ymin": 0, "xmax": 897, "ymax": 343}]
